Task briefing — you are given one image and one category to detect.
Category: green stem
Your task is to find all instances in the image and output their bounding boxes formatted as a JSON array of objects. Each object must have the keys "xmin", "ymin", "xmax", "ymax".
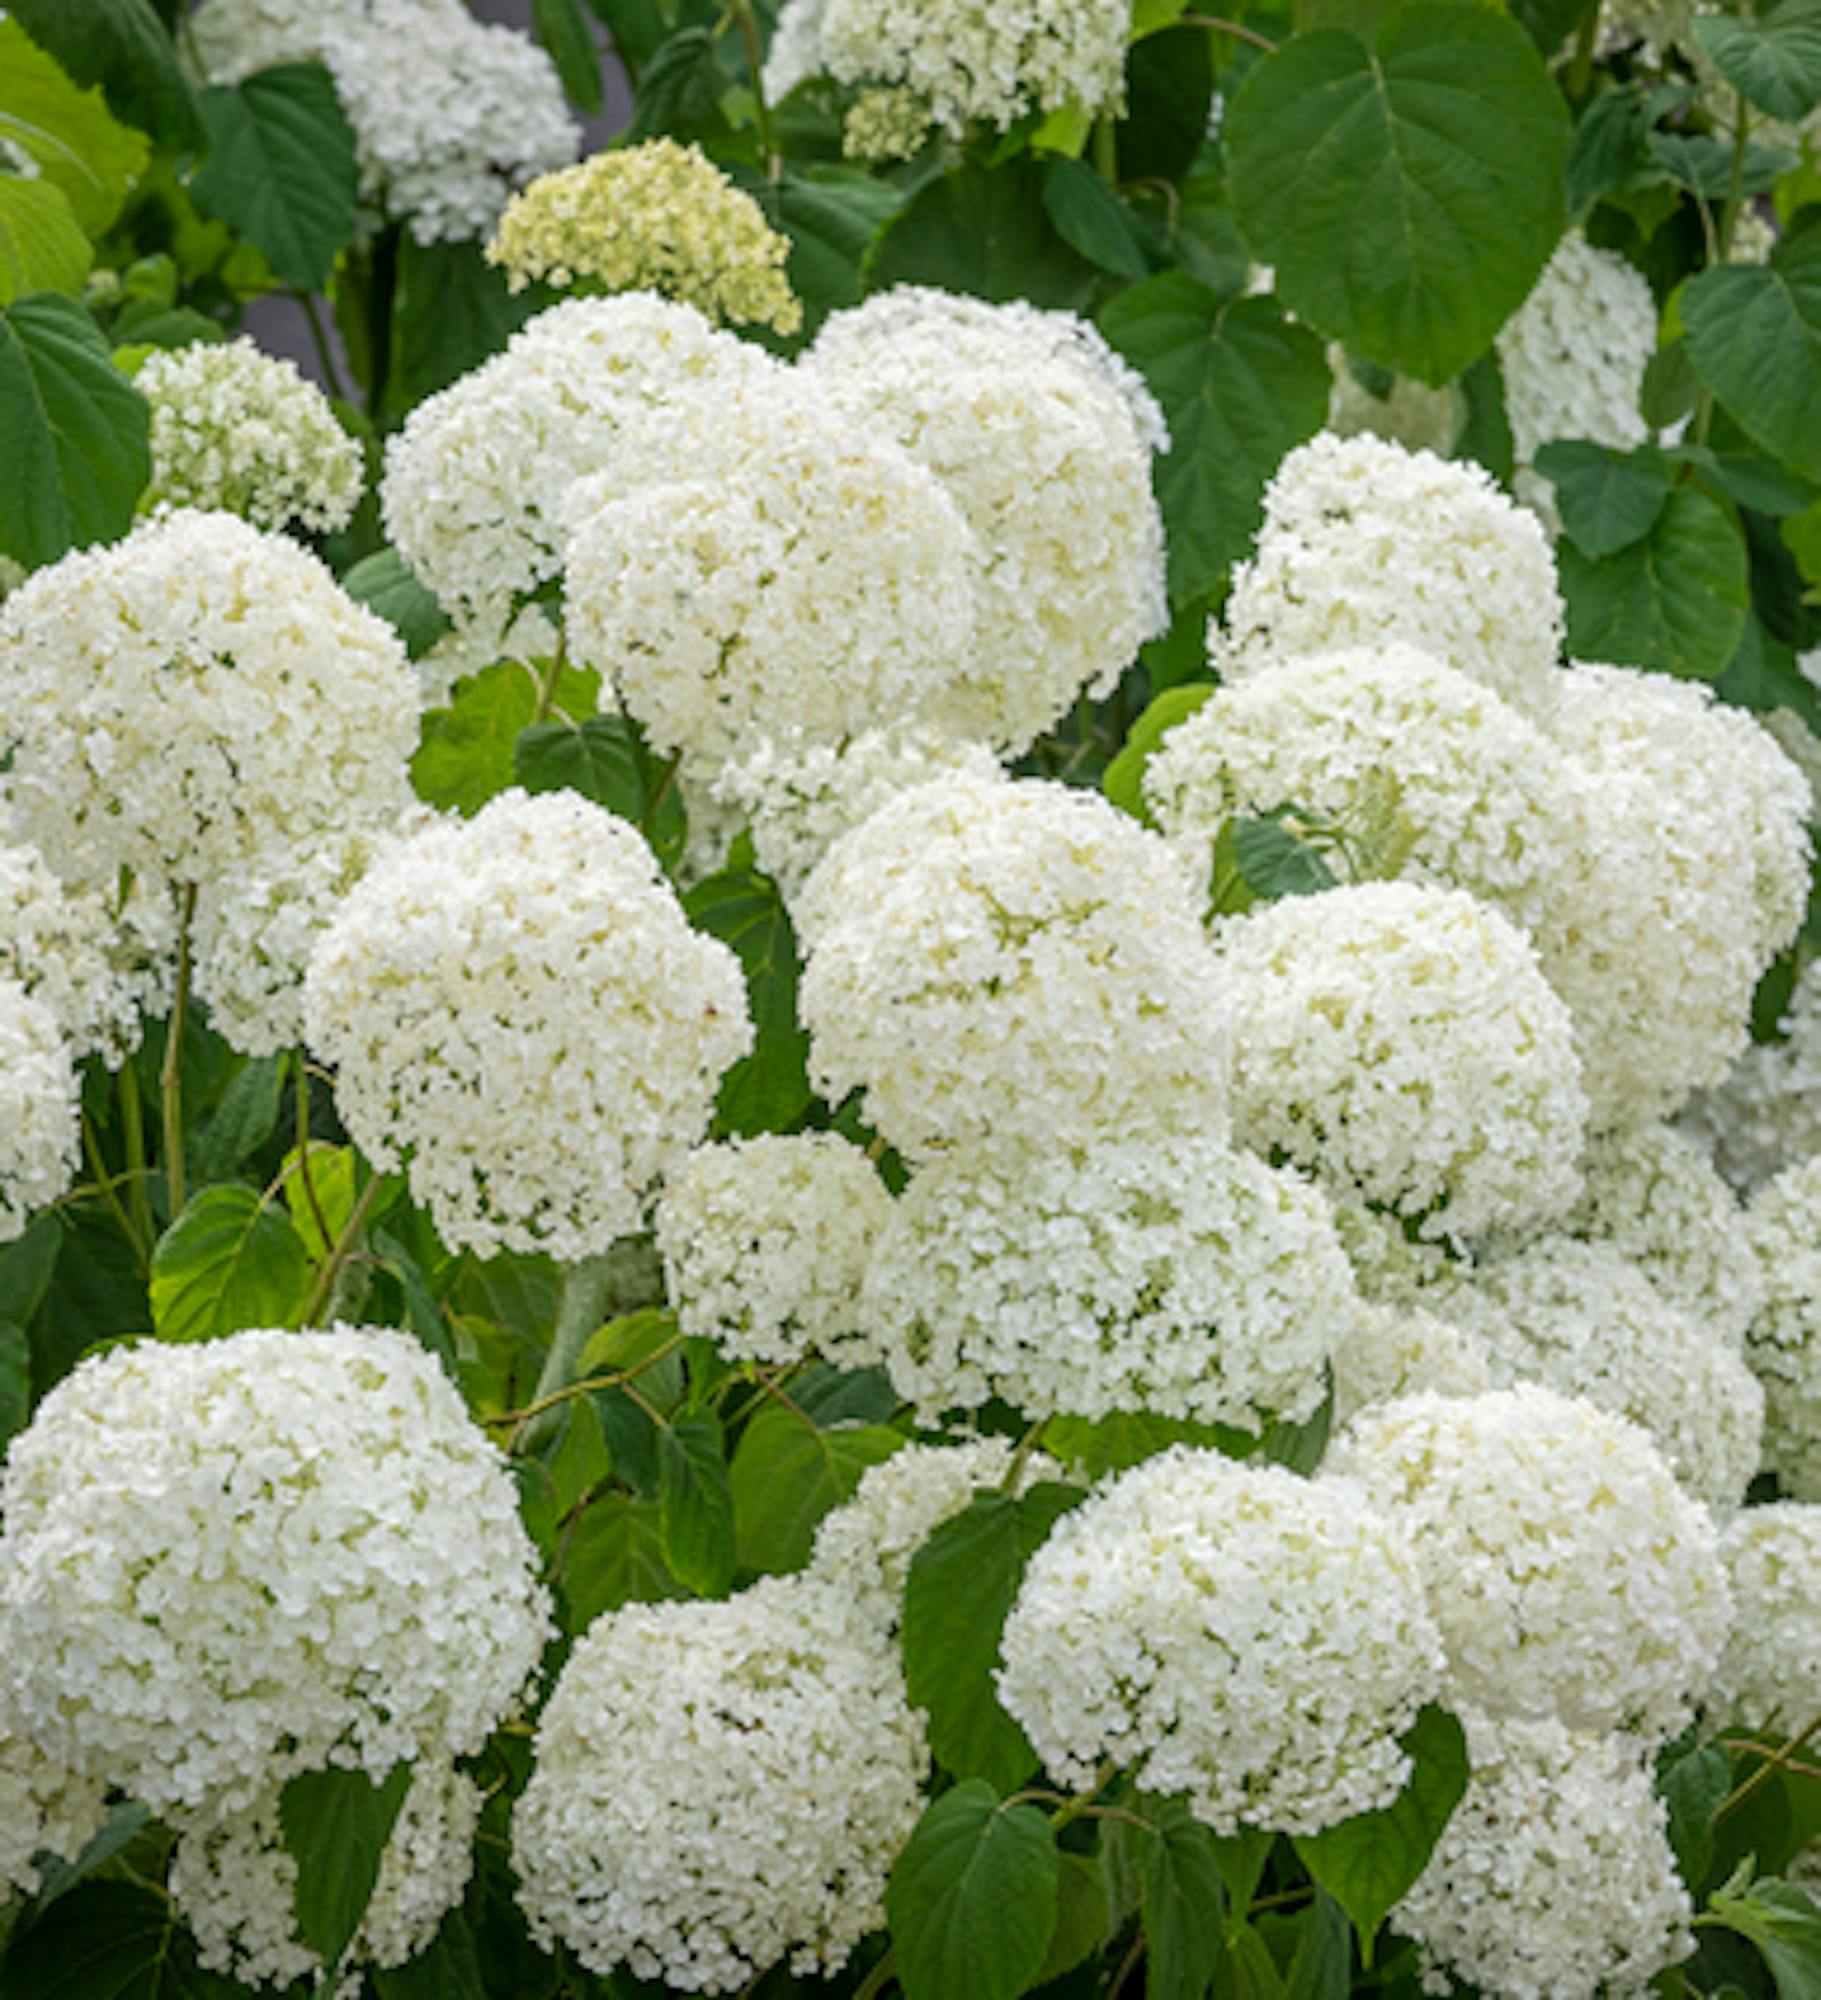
[
  {"xmin": 1002, "ymin": 1415, "xmax": 1051, "ymax": 1492},
  {"xmin": 1566, "ymin": 0, "xmax": 1600, "ymax": 101},
  {"xmin": 298, "ymin": 1170, "xmax": 389, "ymax": 1327},
  {"xmin": 1093, "ymin": 113, "xmax": 1119, "ymax": 188},
  {"xmin": 82, "ymin": 1110, "xmax": 149, "ymax": 1269},
  {"xmin": 727, "ymin": 0, "xmax": 779, "ymax": 177},
  {"xmin": 1712, "ymin": 1710, "xmax": 1821, "ymax": 1826},
  {"xmin": 117, "ymin": 1061, "xmax": 156, "ymax": 1246},
  {"xmin": 851, "ymin": 1948, "xmax": 896, "ymax": 2000},
  {"xmin": 160, "ymin": 884, "xmax": 197, "ymax": 1222},
  {"xmin": 1175, "ymin": 13, "xmax": 1278, "ymax": 53},
  {"xmin": 1717, "ymin": 90, "xmax": 1751, "ymax": 265},
  {"xmin": 291, "ymin": 1055, "xmax": 332, "ymax": 1257},
  {"xmin": 531, "ymin": 627, "xmax": 568, "ymax": 727},
  {"xmin": 517, "ymin": 1252, "xmax": 616, "ymax": 1453},
  {"xmin": 293, "ymin": 289, "xmax": 349, "ymax": 404}
]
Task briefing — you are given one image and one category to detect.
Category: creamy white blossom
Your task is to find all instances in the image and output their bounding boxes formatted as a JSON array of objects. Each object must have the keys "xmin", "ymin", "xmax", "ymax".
[
  {"xmin": 0, "ymin": 978, "xmax": 78, "ymax": 1245},
  {"xmin": 655, "ymin": 1133, "xmax": 893, "ymax": 1367},
  {"xmin": 1393, "ymin": 1710, "xmax": 1694, "ymax": 2000},
  {"xmin": 797, "ymin": 774, "xmax": 1229, "ymax": 1157},
  {"xmin": 0, "ymin": 1326, "xmax": 551, "ymax": 1814},
  {"xmin": 1330, "ymin": 1298, "xmax": 1494, "ymax": 1428},
  {"xmin": 1325, "ymin": 349, "xmax": 1459, "ymax": 455},
  {"xmin": 512, "ymin": 1575, "xmax": 927, "ymax": 1992},
  {"xmin": 1329, "ymin": 1386, "xmax": 1730, "ymax": 1737},
  {"xmin": 853, "ymin": 1131, "xmax": 1354, "ymax": 1427},
  {"xmin": 997, "ymin": 1449, "xmax": 1445, "ymax": 1834},
  {"xmin": 1708, "ymin": 1503, "xmax": 1821, "ymax": 1732},
  {"xmin": 0, "ymin": 511, "xmax": 418, "ymax": 893},
  {"xmin": 806, "ymin": 288, "xmax": 1169, "ymax": 751},
  {"xmin": 304, "ymin": 789, "xmax": 751, "ymax": 1261},
  {"xmin": 0, "ymin": 1734, "xmax": 109, "ymax": 1902},
  {"xmin": 1746, "ymin": 1153, "xmax": 1821, "ymax": 1501},
  {"xmin": 1682, "ymin": 956, "xmax": 1821, "ymax": 1192},
  {"xmin": 137, "ymin": 337, "xmax": 362, "ymax": 534},
  {"xmin": 1219, "ymin": 882, "xmax": 1587, "ymax": 1239},
  {"xmin": 1212, "ymin": 432, "xmax": 1565, "ymax": 711}
]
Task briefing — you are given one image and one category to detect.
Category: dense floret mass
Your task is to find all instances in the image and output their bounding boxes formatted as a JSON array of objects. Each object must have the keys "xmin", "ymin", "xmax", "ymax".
[
  {"xmin": 0, "ymin": 1735, "xmax": 109, "ymax": 1902},
  {"xmin": 1707, "ymin": 1503, "xmax": 1821, "ymax": 1731},
  {"xmin": 0, "ymin": 977, "xmax": 79, "ymax": 1245},
  {"xmin": 1745, "ymin": 1153, "xmax": 1821, "ymax": 1502}
]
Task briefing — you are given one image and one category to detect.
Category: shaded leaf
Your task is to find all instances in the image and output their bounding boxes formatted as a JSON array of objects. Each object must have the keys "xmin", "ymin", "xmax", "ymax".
[
  {"xmin": 682, "ymin": 866, "xmax": 812, "ymax": 1137},
  {"xmin": 657, "ymin": 1411, "xmax": 734, "ymax": 1598},
  {"xmin": 343, "ymin": 548, "xmax": 452, "ymax": 661},
  {"xmin": 413, "ymin": 660, "xmax": 538, "ymax": 815},
  {"xmin": 280, "ymin": 1762, "xmax": 413, "ymax": 1973},
  {"xmin": 2, "ymin": 1879, "xmax": 243, "ymax": 1998},
  {"xmin": 6, "ymin": 0, "xmax": 200, "ymax": 148},
  {"xmin": 1694, "ymin": 0, "xmax": 1821, "ymax": 124},
  {"xmin": 1536, "ymin": 438, "xmax": 1675, "ymax": 558},
  {"xmin": 1135, "ymin": 1797, "xmax": 1228, "ymax": 2000},
  {"xmin": 148, "ymin": 1185, "xmax": 313, "ymax": 1342},
  {"xmin": 514, "ymin": 713, "xmax": 685, "ymax": 872},
  {"xmin": 729, "ymin": 1406, "xmax": 903, "ymax": 1573},
  {"xmin": 563, "ymin": 1490, "xmax": 684, "ymax": 1628},
  {"xmin": 868, "ymin": 157, "xmax": 1096, "ymax": 309},
  {"xmin": 1685, "ymin": 218, "xmax": 1821, "ymax": 484}
]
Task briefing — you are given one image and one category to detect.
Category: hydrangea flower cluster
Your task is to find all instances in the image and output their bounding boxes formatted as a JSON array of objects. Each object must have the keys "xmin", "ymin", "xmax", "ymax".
[
  {"xmin": 1325, "ymin": 350, "xmax": 1459, "ymax": 455},
  {"xmin": 0, "ymin": 1734, "xmax": 108, "ymax": 1902},
  {"xmin": 0, "ymin": 510, "xmax": 419, "ymax": 894},
  {"xmin": 1329, "ymin": 1297, "xmax": 1493, "ymax": 1427},
  {"xmin": 655, "ymin": 1133, "xmax": 893, "ymax": 1367},
  {"xmin": 1392, "ymin": 1711, "xmax": 1695, "ymax": 1999},
  {"xmin": 0, "ymin": 1326, "xmax": 551, "ymax": 1814},
  {"xmin": 853, "ymin": 1130, "xmax": 1355, "ymax": 1427},
  {"xmin": 997, "ymin": 1449, "xmax": 1445, "ymax": 1835},
  {"xmin": 487, "ymin": 140, "xmax": 801, "ymax": 334},
  {"xmin": 1329, "ymin": 1387, "xmax": 1730, "ymax": 1737},
  {"xmin": 764, "ymin": 0, "xmax": 1131, "ymax": 135},
  {"xmin": 1745, "ymin": 1153, "xmax": 1821, "ymax": 1501},
  {"xmin": 1211, "ymin": 432, "xmax": 1565, "ymax": 711},
  {"xmin": 135, "ymin": 337, "xmax": 362, "ymax": 534},
  {"xmin": 0, "ymin": 977, "xmax": 79, "ymax": 1244},
  {"xmin": 796, "ymin": 774, "xmax": 1230, "ymax": 1157},
  {"xmin": 191, "ymin": 0, "xmax": 576, "ymax": 243},
  {"xmin": 512, "ymin": 1575, "xmax": 928, "ymax": 1992},
  {"xmin": 1683, "ymin": 955, "xmax": 1821, "ymax": 1192},
  {"xmin": 1217, "ymin": 881, "xmax": 1588, "ymax": 1239},
  {"xmin": 1707, "ymin": 1503, "xmax": 1821, "ymax": 1731},
  {"xmin": 303, "ymin": 789, "xmax": 751, "ymax": 1260}
]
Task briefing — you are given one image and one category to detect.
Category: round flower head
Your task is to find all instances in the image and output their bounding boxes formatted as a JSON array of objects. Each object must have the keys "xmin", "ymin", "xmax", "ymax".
[
  {"xmin": 1497, "ymin": 234, "xmax": 1656, "ymax": 528},
  {"xmin": 655, "ymin": 1133, "xmax": 893, "ymax": 1367},
  {"xmin": 1746, "ymin": 1153, "xmax": 1821, "ymax": 1502},
  {"xmin": 136, "ymin": 337, "xmax": 362, "ymax": 535},
  {"xmin": 0, "ymin": 1325, "xmax": 551, "ymax": 1813},
  {"xmin": 0, "ymin": 977, "xmax": 79, "ymax": 1245},
  {"xmin": 716, "ymin": 728, "xmax": 1006, "ymax": 910},
  {"xmin": 796, "ymin": 774, "xmax": 1230, "ymax": 1158},
  {"xmin": 1330, "ymin": 1297, "xmax": 1494, "ymax": 1428},
  {"xmin": 512, "ymin": 1574, "xmax": 928, "ymax": 1992},
  {"xmin": 1682, "ymin": 955, "xmax": 1821, "ymax": 1194},
  {"xmin": 487, "ymin": 140, "xmax": 800, "ymax": 334},
  {"xmin": 1440, "ymin": 1237, "xmax": 1764, "ymax": 1510},
  {"xmin": 1537, "ymin": 663, "xmax": 1812, "ymax": 1128},
  {"xmin": 1142, "ymin": 642, "xmax": 1582, "ymax": 936},
  {"xmin": 0, "ymin": 511, "xmax": 418, "ymax": 892},
  {"xmin": 805, "ymin": 288, "xmax": 1169, "ymax": 752},
  {"xmin": 0, "ymin": 1734, "xmax": 109, "ymax": 1902},
  {"xmin": 765, "ymin": 0, "xmax": 1129, "ymax": 133},
  {"xmin": 381, "ymin": 294, "xmax": 776, "ymax": 636},
  {"xmin": 169, "ymin": 1760, "xmax": 482, "ymax": 1989},
  {"xmin": 1392, "ymin": 1710, "xmax": 1694, "ymax": 2000},
  {"xmin": 854, "ymin": 1131, "xmax": 1355, "ymax": 1429},
  {"xmin": 1219, "ymin": 881, "xmax": 1587, "ymax": 1240},
  {"xmin": 1213, "ymin": 432, "xmax": 1565, "ymax": 711},
  {"xmin": 1707, "ymin": 1503, "xmax": 1821, "ymax": 1732},
  {"xmin": 1328, "ymin": 1385, "xmax": 1730, "ymax": 1737},
  {"xmin": 997, "ymin": 1449, "xmax": 1446, "ymax": 1835},
  {"xmin": 563, "ymin": 374, "xmax": 981, "ymax": 774},
  {"xmin": 303, "ymin": 789, "xmax": 751, "ymax": 1261}
]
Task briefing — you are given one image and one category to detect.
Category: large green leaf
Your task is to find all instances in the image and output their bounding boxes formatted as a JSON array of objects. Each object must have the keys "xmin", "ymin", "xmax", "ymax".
[
  {"xmin": 279, "ymin": 1762, "xmax": 413, "ymax": 1973},
  {"xmin": 1102, "ymin": 683, "xmax": 1217, "ymax": 825},
  {"xmin": 656, "ymin": 1411, "xmax": 734, "ymax": 1598},
  {"xmin": 413, "ymin": 660, "xmax": 539, "ymax": 815},
  {"xmin": 1292, "ymin": 1705, "xmax": 1469, "ymax": 1960},
  {"xmin": 1705, "ymin": 1876, "xmax": 1821, "ymax": 2000},
  {"xmin": 514, "ymin": 713, "xmax": 685, "ymax": 873},
  {"xmin": 533, "ymin": 0, "xmax": 605, "ymax": 114},
  {"xmin": 562, "ymin": 1491, "xmax": 684, "ymax": 1629},
  {"xmin": 886, "ymin": 1780, "xmax": 1060, "ymax": 2000},
  {"xmin": 682, "ymin": 865, "xmax": 813, "ymax": 1137},
  {"xmin": 1100, "ymin": 278, "xmax": 1330, "ymax": 606},
  {"xmin": 0, "ymin": 180, "xmax": 89, "ymax": 304},
  {"xmin": 2, "ymin": 1879, "xmax": 243, "ymax": 1997},
  {"xmin": 1044, "ymin": 158, "xmax": 1151, "ymax": 279},
  {"xmin": 368, "ymin": 1911, "xmax": 486, "ymax": 2000},
  {"xmin": 191, "ymin": 66, "xmax": 359, "ymax": 291},
  {"xmin": 1225, "ymin": 4, "xmax": 1569, "ymax": 382},
  {"xmin": 148, "ymin": 1185, "xmax": 313, "ymax": 1343},
  {"xmin": 1536, "ymin": 439, "xmax": 1675, "ymax": 559},
  {"xmin": 0, "ymin": 20, "xmax": 149, "ymax": 234},
  {"xmin": 868, "ymin": 157, "xmax": 1097, "ymax": 309},
  {"xmin": 387, "ymin": 234, "xmax": 542, "ymax": 413},
  {"xmin": 1134, "ymin": 1797, "xmax": 1229, "ymax": 2000},
  {"xmin": 1559, "ymin": 485, "xmax": 1750, "ymax": 680},
  {"xmin": 6, "ymin": 0, "xmax": 200, "ymax": 148},
  {"xmin": 1684, "ymin": 219, "xmax": 1821, "ymax": 485},
  {"xmin": 342, "ymin": 549, "xmax": 452, "ymax": 662},
  {"xmin": 1694, "ymin": 0, "xmax": 1821, "ymax": 123},
  {"xmin": 734, "ymin": 164, "xmax": 906, "ymax": 331},
  {"xmin": 0, "ymin": 290, "xmax": 149, "ymax": 567},
  {"xmin": 729, "ymin": 1405, "xmax": 903, "ymax": 1573},
  {"xmin": 901, "ymin": 1484, "xmax": 1086, "ymax": 1792}
]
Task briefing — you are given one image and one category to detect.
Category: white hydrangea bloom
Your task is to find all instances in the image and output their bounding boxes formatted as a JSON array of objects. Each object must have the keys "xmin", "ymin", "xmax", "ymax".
[
  {"xmin": 654, "ymin": 1133, "xmax": 893, "ymax": 1367},
  {"xmin": 806, "ymin": 1437, "xmax": 1062, "ymax": 1627},
  {"xmin": 1746, "ymin": 1153, "xmax": 1821, "ymax": 1501},
  {"xmin": 1392, "ymin": 1710, "xmax": 1694, "ymax": 2000},
  {"xmin": 1498, "ymin": 234, "xmax": 1657, "ymax": 531},
  {"xmin": 1331, "ymin": 1198, "xmax": 1463, "ymax": 1309},
  {"xmin": 303, "ymin": 790, "xmax": 751, "ymax": 1261},
  {"xmin": 137, "ymin": 337, "xmax": 361, "ymax": 535},
  {"xmin": 0, "ymin": 978, "xmax": 79, "ymax": 1245},
  {"xmin": 0, "ymin": 511, "xmax": 418, "ymax": 892},
  {"xmin": 1708, "ymin": 1503, "xmax": 1821, "ymax": 1732},
  {"xmin": 512, "ymin": 1575, "xmax": 928, "ymax": 1992},
  {"xmin": 564, "ymin": 377, "xmax": 982, "ymax": 774},
  {"xmin": 0, "ymin": 839, "xmax": 174, "ymax": 1063},
  {"xmin": 1219, "ymin": 882, "xmax": 1587, "ymax": 1240},
  {"xmin": 1329, "ymin": 1386, "xmax": 1730, "ymax": 1737},
  {"xmin": 192, "ymin": 0, "xmax": 577, "ymax": 245},
  {"xmin": 0, "ymin": 1734, "xmax": 109, "ymax": 1902},
  {"xmin": 1330, "ymin": 1298, "xmax": 1494, "ymax": 1428},
  {"xmin": 1325, "ymin": 349, "xmax": 1460, "ymax": 455},
  {"xmin": 1682, "ymin": 957, "xmax": 1821, "ymax": 1194},
  {"xmin": 1142, "ymin": 643, "xmax": 1582, "ymax": 935},
  {"xmin": 715, "ymin": 729, "xmax": 1005, "ymax": 909},
  {"xmin": 1212, "ymin": 432, "xmax": 1565, "ymax": 712},
  {"xmin": 1441, "ymin": 1237, "xmax": 1764, "ymax": 1511},
  {"xmin": 805, "ymin": 288, "xmax": 1169, "ymax": 752},
  {"xmin": 1538, "ymin": 663, "xmax": 1812, "ymax": 1128},
  {"xmin": 381, "ymin": 295, "xmax": 775, "ymax": 638},
  {"xmin": 169, "ymin": 1760, "xmax": 482, "ymax": 1989},
  {"xmin": 0, "ymin": 1326, "xmax": 551, "ymax": 1814},
  {"xmin": 766, "ymin": 0, "xmax": 1129, "ymax": 133},
  {"xmin": 997, "ymin": 1449, "xmax": 1446, "ymax": 1835},
  {"xmin": 796, "ymin": 774, "xmax": 1230, "ymax": 1158},
  {"xmin": 853, "ymin": 1132, "xmax": 1354, "ymax": 1428}
]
